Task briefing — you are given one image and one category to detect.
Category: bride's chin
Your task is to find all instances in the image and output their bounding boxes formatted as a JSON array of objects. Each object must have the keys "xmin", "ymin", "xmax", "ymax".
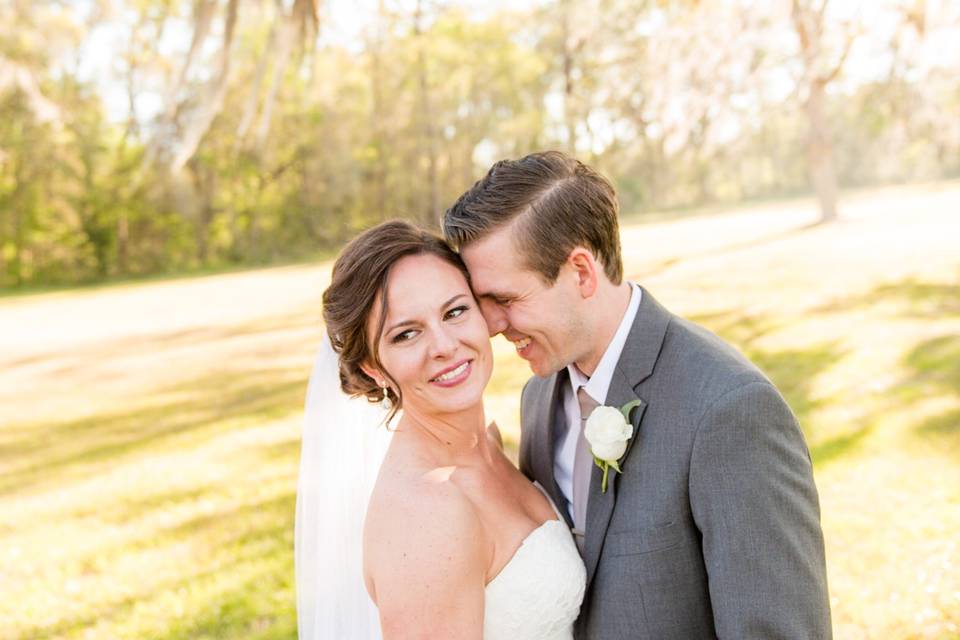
[{"xmin": 435, "ymin": 391, "xmax": 486, "ymax": 414}]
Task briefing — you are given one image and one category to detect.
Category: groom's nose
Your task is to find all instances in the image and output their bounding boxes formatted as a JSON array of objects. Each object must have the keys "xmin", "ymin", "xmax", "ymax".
[{"xmin": 479, "ymin": 299, "xmax": 508, "ymax": 337}]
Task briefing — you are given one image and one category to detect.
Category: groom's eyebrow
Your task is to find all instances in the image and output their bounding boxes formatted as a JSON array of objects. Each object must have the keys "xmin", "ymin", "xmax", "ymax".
[
  {"xmin": 471, "ymin": 285, "xmax": 498, "ymax": 299},
  {"xmin": 476, "ymin": 290, "xmax": 508, "ymax": 301},
  {"xmin": 385, "ymin": 294, "xmax": 467, "ymax": 333}
]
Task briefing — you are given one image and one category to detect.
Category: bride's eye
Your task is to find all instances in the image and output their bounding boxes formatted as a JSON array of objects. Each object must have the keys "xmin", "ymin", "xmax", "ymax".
[
  {"xmin": 391, "ymin": 329, "xmax": 417, "ymax": 343},
  {"xmin": 444, "ymin": 305, "xmax": 469, "ymax": 320}
]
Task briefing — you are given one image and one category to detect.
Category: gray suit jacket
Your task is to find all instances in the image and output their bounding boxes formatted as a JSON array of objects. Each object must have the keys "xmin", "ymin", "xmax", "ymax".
[{"xmin": 519, "ymin": 287, "xmax": 831, "ymax": 639}]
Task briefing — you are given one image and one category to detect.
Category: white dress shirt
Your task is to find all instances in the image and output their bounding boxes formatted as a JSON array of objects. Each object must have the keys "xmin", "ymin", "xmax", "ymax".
[{"xmin": 554, "ymin": 283, "xmax": 642, "ymax": 521}]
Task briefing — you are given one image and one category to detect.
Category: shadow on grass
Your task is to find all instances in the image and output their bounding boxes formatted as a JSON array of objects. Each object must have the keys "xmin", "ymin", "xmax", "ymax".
[
  {"xmin": 628, "ymin": 220, "xmax": 822, "ymax": 279},
  {"xmin": 691, "ymin": 308, "xmax": 869, "ymax": 468},
  {"xmin": 0, "ymin": 250, "xmax": 334, "ymax": 302},
  {"xmin": 154, "ymin": 568, "xmax": 297, "ymax": 640},
  {"xmin": 747, "ymin": 343, "xmax": 846, "ymax": 431},
  {"xmin": 688, "ymin": 310, "xmax": 783, "ymax": 351},
  {"xmin": 901, "ymin": 334, "xmax": 960, "ymax": 451},
  {"xmin": 23, "ymin": 491, "xmax": 298, "ymax": 640},
  {"xmin": 916, "ymin": 408, "xmax": 960, "ymax": 439},
  {"xmin": 817, "ymin": 278, "xmax": 960, "ymax": 317},
  {"xmin": 72, "ymin": 485, "xmax": 218, "ymax": 523},
  {"xmin": 0, "ymin": 309, "xmax": 320, "ymax": 373},
  {"xmin": 0, "ymin": 366, "xmax": 308, "ymax": 497},
  {"xmin": 691, "ymin": 309, "xmax": 844, "ymax": 432},
  {"xmin": 903, "ymin": 334, "xmax": 960, "ymax": 394},
  {"xmin": 809, "ymin": 426, "xmax": 873, "ymax": 467}
]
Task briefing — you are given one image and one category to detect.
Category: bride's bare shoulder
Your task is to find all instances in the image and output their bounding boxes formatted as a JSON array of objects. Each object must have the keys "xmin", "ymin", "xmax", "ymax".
[
  {"xmin": 365, "ymin": 461, "xmax": 484, "ymax": 553},
  {"xmin": 363, "ymin": 461, "xmax": 489, "ymax": 626}
]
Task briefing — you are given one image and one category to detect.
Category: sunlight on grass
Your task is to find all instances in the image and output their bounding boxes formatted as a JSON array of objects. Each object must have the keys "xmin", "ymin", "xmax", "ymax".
[{"xmin": 1, "ymin": 182, "xmax": 959, "ymax": 639}]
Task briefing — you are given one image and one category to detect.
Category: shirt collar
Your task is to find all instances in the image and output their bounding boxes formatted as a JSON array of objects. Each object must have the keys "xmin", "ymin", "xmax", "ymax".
[{"xmin": 567, "ymin": 283, "xmax": 642, "ymax": 404}]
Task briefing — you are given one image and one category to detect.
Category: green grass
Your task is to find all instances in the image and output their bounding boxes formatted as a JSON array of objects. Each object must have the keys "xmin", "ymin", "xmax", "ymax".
[
  {"xmin": 0, "ymin": 247, "xmax": 342, "ymax": 301},
  {"xmin": 1, "ymin": 181, "xmax": 959, "ymax": 638}
]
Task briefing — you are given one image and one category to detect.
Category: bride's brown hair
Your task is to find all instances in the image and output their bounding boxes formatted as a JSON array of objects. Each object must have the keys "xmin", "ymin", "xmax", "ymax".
[{"xmin": 322, "ymin": 219, "xmax": 471, "ymax": 420}]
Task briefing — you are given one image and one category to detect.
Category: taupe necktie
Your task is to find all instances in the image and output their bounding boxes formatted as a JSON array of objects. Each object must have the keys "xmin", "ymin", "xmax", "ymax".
[{"xmin": 572, "ymin": 387, "xmax": 599, "ymax": 553}]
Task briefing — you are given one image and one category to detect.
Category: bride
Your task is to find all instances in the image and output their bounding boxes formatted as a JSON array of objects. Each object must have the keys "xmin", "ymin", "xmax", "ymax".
[{"xmin": 295, "ymin": 220, "xmax": 585, "ymax": 639}]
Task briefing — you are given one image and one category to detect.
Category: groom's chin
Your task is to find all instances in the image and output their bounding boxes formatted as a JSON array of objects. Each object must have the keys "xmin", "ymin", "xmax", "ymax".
[{"xmin": 527, "ymin": 358, "xmax": 561, "ymax": 380}]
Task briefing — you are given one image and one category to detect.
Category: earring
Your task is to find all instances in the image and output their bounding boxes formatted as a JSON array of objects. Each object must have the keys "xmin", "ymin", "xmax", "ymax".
[{"xmin": 380, "ymin": 381, "xmax": 393, "ymax": 411}]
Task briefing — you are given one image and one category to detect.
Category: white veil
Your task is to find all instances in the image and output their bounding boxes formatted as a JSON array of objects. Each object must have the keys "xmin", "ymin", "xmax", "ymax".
[{"xmin": 295, "ymin": 335, "xmax": 392, "ymax": 639}]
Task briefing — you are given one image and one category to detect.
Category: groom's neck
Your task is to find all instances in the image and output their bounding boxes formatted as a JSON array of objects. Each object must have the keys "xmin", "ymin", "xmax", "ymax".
[{"xmin": 573, "ymin": 280, "xmax": 632, "ymax": 377}]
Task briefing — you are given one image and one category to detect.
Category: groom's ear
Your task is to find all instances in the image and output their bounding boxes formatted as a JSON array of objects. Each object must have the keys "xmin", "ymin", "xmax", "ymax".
[{"xmin": 567, "ymin": 247, "xmax": 599, "ymax": 299}]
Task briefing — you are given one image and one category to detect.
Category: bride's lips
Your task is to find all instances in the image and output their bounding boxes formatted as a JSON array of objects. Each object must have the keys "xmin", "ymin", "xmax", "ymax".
[{"xmin": 429, "ymin": 359, "xmax": 473, "ymax": 387}]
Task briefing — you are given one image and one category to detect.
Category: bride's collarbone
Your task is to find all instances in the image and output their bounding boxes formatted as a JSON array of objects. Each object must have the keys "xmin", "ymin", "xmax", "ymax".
[{"xmin": 375, "ymin": 453, "xmax": 549, "ymax": 530}]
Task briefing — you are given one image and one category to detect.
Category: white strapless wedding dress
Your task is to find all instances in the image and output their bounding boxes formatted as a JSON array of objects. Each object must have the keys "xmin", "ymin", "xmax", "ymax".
[{"xmin": 483, "ymin": 487, "xmax": 586, "ymax": 639}]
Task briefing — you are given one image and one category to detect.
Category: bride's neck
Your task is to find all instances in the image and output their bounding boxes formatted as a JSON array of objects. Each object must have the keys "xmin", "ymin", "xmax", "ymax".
[{"xmin": 398, "ymin": 403, "xmax": 490, "ymax": 462}]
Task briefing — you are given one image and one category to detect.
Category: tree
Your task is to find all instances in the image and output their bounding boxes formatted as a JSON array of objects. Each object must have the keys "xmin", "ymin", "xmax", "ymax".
[{"xmin": 790, "ymin": 0, "xmax": 858, "ymax": 223}]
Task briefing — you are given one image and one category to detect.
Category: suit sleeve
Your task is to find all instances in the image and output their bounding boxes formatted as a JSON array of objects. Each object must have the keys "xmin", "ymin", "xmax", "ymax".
[{"xmin": 689, "ymin": 381, "xmax": 832, "ymax": 639}]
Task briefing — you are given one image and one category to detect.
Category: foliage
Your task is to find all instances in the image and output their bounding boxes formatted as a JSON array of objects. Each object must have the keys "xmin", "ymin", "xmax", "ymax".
[{"xmin": 1, "ymin": 0, "xmax": 958, "ymax": 287}]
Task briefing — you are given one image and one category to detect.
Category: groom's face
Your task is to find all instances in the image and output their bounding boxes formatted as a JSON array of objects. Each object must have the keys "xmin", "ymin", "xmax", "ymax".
[{"xmin": 461, "ymin": 224, "xmax": 587, "ymax": 378}]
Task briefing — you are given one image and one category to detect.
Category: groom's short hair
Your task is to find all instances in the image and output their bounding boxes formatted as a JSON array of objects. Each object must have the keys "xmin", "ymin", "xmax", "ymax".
[{"xmin": 443, "ymin": 150, "xmax": 623, "ymax": 284}]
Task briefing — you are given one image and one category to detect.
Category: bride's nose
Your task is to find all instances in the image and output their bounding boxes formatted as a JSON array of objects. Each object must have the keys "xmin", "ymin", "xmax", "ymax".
[{"xmin": 428, "ymin": 325, "xmax": 458, "ymax": 359}]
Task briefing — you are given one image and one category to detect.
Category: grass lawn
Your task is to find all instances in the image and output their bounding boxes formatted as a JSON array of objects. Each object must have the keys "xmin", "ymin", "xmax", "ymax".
[{"xmin": 1, "ymin": 181, "xmax": 958, "ymax": 639}]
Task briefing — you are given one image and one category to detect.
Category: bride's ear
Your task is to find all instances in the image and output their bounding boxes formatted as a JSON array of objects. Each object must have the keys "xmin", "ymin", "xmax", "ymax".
[
  {"xmin": 360, "ymin": 362, "xmax": 384, "ymax": 387},
  {"xmin": 567, "ymin": 247, "xmax": 599, "ymax": 298}
]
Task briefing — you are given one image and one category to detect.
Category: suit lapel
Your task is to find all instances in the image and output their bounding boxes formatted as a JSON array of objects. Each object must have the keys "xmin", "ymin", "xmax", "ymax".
[
  {"xmin": 582, "ymin": 286, "xmax": 672, "ymax": 589},
  {"xmin": 528, "ymin": 370, "xmax": 574, "ymax": 528},
  {"xmin": 582, "ymin": 367, "xmax": 647, "ymax": 587}
]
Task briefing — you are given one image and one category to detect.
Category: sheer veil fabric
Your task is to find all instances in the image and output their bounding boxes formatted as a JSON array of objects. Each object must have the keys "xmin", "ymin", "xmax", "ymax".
[{"xmin": 295, "ymin": 336, "xmax": 391, "ymax": 639}]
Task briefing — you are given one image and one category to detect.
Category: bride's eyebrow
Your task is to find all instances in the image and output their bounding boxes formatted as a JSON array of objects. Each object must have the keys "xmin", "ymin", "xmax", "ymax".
[
  {"xmin": 441, "ymin": 294, "xmax": 468, "ymax": 309},
  {"xmin": 384, "ymin": 294, "xmax": 467, "ymax": 333}
]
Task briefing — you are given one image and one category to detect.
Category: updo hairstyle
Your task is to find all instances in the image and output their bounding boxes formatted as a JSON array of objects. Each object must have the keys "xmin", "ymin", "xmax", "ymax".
[{"xmin": 322, "ymin": 219, "xmax": 471, "ymax": 419}]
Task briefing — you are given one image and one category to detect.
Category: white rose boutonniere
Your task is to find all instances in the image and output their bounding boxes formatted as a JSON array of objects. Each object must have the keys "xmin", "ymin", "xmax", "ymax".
[{"xmin": 584, "ymin": 399, "xmax": 642, "ymax": 493}]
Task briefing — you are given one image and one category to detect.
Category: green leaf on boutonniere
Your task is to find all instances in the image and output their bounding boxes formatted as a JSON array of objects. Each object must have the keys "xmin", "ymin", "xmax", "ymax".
[
  {"xmin": 620, "ymin": 399, "xmax": 642, "ymax": 422},
  {"xmin": 587, "ymin": 400, "xmax": 641, "ymax": 493}
]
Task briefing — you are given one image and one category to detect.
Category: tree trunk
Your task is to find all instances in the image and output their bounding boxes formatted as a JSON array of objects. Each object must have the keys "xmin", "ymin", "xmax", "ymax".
[
  {"xmin": 9, "ymin": 149, "xmax": 30, "ymax": 287},
  {"xmin": 173, "ymin": 0, "xmax": 238, "ymax": 173},
  {"xmin": 243, "ymin": 0, "xmax": 318, "ymax": 152},
  {"xmin": 414, "ymin": 0, "xmax": 439, "ymax": 228},
  {"xmin": 189, "ymin": 162, "xmax": 216, "ymax": 264},
  {"xmin": 805, "ymin": 78, "xmax": 838, "ymax": 223},
  {"xmin": 116, "ymin": 211, "xmax": 129, "ymax": 274},
  {"xmin": 235, "ymin": 3, "xmax": 281, "ymax": 146},
  {"xmin": 161, "ymin": 0, "xmax": 217, "ymax": 123},
  {"xmin": 254, "ymin": 14, "xmax": 295, "ymax": 152},
  {"xmin": 0, "ymin": 210, "xmax": 6, "ymax": 287},
  {"xmin": 11, "ymin": 187, "xmax": 24, "ymax": 287},
  {"xmin": 561, "ymin": 1, "xmax": 578, "ymax": 153},
  {"xmin": 370, "ymin": 0, "xmax": 388, "ymax": 221},
  {"xmin": 791, "ymin": 0, "xmax": 846, "ymax": 224}
]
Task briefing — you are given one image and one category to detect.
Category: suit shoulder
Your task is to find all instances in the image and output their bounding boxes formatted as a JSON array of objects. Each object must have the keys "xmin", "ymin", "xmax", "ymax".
[{"xmin": 648, "ymin": 314, "xmax": 786, "ymax": 417}]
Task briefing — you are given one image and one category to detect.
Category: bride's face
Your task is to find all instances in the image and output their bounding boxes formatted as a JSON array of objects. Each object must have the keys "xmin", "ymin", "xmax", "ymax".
[{"xmin": 369, "ymin": 253, "xmax": 493, "ymax": 417}]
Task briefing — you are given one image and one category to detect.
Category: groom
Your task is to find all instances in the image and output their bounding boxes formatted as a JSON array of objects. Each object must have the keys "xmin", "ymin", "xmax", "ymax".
[{"xmin": 443, "ymin": 151, "xmax": 832, "ymax": 639}]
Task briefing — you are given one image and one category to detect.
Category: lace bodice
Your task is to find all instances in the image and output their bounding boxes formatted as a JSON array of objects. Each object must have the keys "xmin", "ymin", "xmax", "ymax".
[{"xmin": 483, "ymin": 505, "xmax": 586, "ymax": 639}]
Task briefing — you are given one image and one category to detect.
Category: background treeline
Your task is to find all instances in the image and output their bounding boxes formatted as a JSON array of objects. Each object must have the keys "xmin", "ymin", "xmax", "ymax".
[{"xmin": 1, "ymin": 0, "xmax": 957, "ymax": 288}]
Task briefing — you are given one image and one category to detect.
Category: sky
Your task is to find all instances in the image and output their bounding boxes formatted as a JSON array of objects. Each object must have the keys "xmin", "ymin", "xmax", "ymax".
[
  {"xmin": 66, "ymin": 0, "xmax": 959, "ymax": 132},
  {"xmin": 73, "ymin": 0, "xmax": 537, "ymax": 123}
]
